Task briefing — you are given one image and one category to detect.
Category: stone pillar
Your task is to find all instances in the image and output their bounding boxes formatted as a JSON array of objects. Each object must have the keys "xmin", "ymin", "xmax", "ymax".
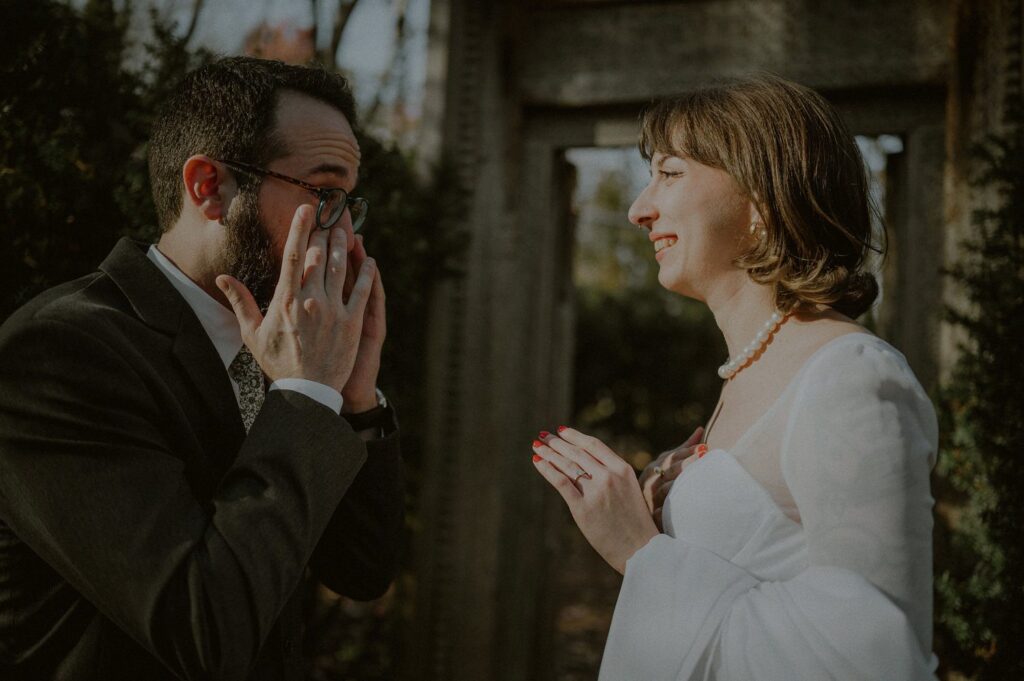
[{"xmin": 879, "ymin": 125, "xmax": 947, "ymax": 396}]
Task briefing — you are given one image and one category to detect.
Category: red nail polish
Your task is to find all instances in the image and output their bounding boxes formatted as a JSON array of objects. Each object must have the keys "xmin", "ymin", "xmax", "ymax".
[
  {"xmin": 532, "ymin": 439, "xmax": 543, "ymax": 448},
  {"xmin": 532, "ymin": 454, "xmax": 542, "ymax": 462},
  {"xmin": 696, "ymin": 444, "xmax": 709, "ymax": 458},
  {"xmin": 557, "ymin": 425, "xmax": 567, "ymax": 433},
  {"xmin": 539, "ymin": 430, "xmax": 550, "ymax": 439}
]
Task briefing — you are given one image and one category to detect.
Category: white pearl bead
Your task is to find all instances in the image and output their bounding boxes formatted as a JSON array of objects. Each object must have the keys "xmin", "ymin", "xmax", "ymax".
[{"xmin": 718, "ymin": 308, "xmax": 793, "ymax": 380}]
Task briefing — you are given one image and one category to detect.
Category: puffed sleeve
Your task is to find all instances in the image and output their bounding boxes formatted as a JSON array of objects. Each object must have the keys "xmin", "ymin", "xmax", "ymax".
[{"xmin": 598, "ymin": 337, "xmax": 938, "ymax": 681}]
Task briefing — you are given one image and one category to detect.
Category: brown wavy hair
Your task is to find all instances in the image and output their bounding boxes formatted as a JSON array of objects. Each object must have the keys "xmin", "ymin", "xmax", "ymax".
[{"xmin": 638, "ymin": 74, "xmax": 883, "ymax": 319}]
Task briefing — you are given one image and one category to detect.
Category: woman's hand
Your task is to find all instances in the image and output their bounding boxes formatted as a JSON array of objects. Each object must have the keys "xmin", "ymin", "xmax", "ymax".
[
  {"xmin": 639, "ymin": 426, "xmax": 703, "ymax": 514},
  {"xmin": 531, "ymin": 427, "xmax": 659, "ymax": 575},
  {"xmin": 639, "ymin": 427, "xmax": 708, "ymax": 530}
]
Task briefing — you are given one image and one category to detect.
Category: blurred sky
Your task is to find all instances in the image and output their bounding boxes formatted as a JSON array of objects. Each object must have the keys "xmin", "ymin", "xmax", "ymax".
[{"xmin": 108, "ymin": 0, "xmax": 431, "ymax": 118}]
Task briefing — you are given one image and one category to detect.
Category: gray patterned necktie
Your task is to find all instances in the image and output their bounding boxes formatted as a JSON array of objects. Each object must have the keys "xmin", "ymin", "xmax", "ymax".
[{"xmin": 228, "ymin": 345, "xmax": 265, "ymax": 432}]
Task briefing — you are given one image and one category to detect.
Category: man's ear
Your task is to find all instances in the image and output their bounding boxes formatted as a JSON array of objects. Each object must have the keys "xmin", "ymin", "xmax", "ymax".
[{"xmin": 182, "ymin": 155, "xmax": 233, "ymax": 221}]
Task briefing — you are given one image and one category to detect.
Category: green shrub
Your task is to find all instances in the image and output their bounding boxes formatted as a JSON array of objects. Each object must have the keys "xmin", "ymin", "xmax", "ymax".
[{"xmin": 935, "ymin": 131, "xmax": 1024, "ymax": 679}]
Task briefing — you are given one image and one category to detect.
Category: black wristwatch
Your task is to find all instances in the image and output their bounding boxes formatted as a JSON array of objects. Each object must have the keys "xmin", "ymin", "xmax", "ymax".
[{"xmin": 343, "ymin": 389, "xmax": 397, "ymax": 435}]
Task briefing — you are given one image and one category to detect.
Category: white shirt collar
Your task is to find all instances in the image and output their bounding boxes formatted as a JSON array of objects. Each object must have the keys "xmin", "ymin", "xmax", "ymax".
[{"xmin": 147, "ymin": 245, "xmax": 242, "ymax": 370}]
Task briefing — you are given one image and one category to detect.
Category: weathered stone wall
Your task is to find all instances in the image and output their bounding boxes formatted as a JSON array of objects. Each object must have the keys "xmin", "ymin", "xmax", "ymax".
[{"xmin": 407, "ymin": 2, "xmax": 955, "ymax": 679}]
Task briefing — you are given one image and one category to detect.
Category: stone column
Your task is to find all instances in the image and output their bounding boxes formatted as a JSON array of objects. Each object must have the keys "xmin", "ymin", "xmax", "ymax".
[{"xmin": 879, "ymin": 125, "xmax": 946, "ymax": 396}]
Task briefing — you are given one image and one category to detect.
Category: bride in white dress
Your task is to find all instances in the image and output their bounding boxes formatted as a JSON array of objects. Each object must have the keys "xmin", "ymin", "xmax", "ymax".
[{"xmin": 531, "ymin": 75, "xmax": 938, "ymax": 680}]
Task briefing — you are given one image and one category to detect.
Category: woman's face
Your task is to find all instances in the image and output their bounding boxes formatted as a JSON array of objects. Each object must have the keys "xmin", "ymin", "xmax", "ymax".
[{"xmin": 628, "ymin": 152, "xmax": 756, "ymax": 301}]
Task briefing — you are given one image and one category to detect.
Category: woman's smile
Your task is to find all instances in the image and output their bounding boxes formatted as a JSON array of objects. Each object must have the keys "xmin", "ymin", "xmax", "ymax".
[{"xmin": 651, "ymin": 233, "xmax": 678, "ymax": 262}]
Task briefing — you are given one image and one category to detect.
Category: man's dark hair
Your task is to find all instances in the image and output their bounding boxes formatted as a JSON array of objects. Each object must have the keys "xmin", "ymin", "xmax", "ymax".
[{"xmin": 148, "ymin": 57, "xmax": 358, "ymax": 232}]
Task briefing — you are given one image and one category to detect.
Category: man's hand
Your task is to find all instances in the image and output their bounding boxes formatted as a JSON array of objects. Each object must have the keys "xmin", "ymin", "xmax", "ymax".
[
  {"xmin": 216, "ymin": 204, "xmax": 376, "ymax": 393},
  {"xmin": 339, "ymin": 234, "xmax": 386, "ymax": 413}
]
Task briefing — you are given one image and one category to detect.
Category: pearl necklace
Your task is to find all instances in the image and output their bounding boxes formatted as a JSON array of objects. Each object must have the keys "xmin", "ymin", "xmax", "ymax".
[{"xmin": 717, "ymin": 308, "xmax": 794, "ymax": 380}]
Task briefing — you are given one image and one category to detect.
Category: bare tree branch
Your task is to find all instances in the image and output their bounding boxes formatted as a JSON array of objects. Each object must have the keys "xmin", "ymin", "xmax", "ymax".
[
  {"xmin": 364, "ymin": 0, "xmax": 408, "ymax": 126},
  {"xmin": 312, "ymin": 0, "xmax": 359, "ymax": 68},
  {"xmin": 310, "ymin": 0, "xmax": 319, "ymax": 55},
  {"xmin": 181, "ymin": 0, "xmax": 206, "ymax": 45},
  {"xmin": 327, "ymin": 0, "xmax": 358, "ymax": 66}
]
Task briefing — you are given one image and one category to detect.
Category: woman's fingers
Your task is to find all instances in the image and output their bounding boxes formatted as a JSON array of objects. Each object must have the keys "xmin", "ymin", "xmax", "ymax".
[
  {"xmin": 540, "ymin": 432, "xmax": 600, "ymax": 478},
  {"xmin": 532, "ymin": 440, "xmax": 586, "ymax": 485},
  {"xmin": 554, "ymin": 427, "xmax": 628, "ymax": 473},
  {"xmin": 653, "ymin": 479, "xmax": 674, "ymax": 508},
  {"xmin": 532, "ymin": 455, "xmax": 583, "ymax": 503},
  {"xmin": 682, "ymin": 425, "xmax": 704, "ymax": 448}
]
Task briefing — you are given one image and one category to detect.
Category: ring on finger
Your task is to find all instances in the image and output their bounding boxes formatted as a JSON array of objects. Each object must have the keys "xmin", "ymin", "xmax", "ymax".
[
  {"xmin": 653, "ymin": 465, "xmax": 664, "ymax": 479},
  {"xmin": 573, "ymin": 466, "xmax": 591, "ymax": 483}
]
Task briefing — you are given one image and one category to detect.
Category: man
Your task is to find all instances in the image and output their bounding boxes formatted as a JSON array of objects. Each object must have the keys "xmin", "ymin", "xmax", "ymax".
[{"xmin": 0, "ymin": 57, "xmax": 403, "ymax": 680}]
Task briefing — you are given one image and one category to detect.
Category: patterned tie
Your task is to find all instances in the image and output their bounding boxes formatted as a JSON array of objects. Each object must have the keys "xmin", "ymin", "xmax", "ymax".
[{"xmin": 228, "ymin": 345, "xmax": 265, "ymax": 432}]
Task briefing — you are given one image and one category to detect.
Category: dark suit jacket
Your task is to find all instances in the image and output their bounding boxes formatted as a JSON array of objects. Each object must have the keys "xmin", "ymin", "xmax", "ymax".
[{"xmin": 0, "ymin": 239, "xmax": 404, "ymax": 681}]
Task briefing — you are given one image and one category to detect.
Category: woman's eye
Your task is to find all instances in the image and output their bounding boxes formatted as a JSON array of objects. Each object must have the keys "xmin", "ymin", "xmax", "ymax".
[{"xmin": 659, "ymin": 170, "xmax": 683, "ymax": 179}]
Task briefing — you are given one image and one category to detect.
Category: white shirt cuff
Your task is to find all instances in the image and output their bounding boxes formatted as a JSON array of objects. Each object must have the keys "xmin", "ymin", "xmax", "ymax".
[{"xmin": 269, "ymin": 379, "xmax": 343, "ymax": 414}]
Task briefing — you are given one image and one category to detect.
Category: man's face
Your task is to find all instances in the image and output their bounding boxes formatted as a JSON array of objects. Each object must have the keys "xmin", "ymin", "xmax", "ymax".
[{"xmin": 223, "ymin": 90, "xmax": 361, "ymax": 309}]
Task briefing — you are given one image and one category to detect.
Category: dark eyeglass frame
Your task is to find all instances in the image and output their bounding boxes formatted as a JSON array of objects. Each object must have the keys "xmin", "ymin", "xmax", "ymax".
[{"xmin": 218, "ymin": 158, "xmax": 368, "ymax": 232}]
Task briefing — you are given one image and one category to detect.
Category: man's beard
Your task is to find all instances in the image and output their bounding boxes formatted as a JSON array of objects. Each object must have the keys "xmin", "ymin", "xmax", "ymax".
[{"xmin": 222, "ymin": 191, "xmax": 277, "ymax": 311}]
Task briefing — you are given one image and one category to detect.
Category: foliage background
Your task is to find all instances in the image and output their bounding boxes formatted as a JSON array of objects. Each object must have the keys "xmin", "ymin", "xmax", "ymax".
[
  {"xmin": 0, "ymin": 0, "xmax": 463, "ymax": 677},
  {"xmin": 933, "ymin": 131, "xmax": 1024, "ymax": 680}
]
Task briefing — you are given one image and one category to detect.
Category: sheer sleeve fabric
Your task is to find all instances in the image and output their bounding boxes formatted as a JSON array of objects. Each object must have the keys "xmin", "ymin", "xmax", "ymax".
[{"xmin": 598, "ymin": 337, "xmax": 938, "ymax": 680}]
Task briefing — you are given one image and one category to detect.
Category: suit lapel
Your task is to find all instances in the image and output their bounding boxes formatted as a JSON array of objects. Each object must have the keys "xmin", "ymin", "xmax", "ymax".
[{"xmin": 99, "ymin": 239, "xmax": 245, "ymax": 451}]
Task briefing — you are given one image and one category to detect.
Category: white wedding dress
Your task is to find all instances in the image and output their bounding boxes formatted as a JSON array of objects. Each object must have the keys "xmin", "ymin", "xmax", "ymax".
[{"xmin": 599, "ymin": 333, "xmax": 939, "ymax": 681}]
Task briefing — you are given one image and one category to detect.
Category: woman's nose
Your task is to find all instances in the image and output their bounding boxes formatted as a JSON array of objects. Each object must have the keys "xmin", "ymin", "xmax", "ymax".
[{"xmin": 628, "ymin": 186, "xmax": 658, "ymax": 227}]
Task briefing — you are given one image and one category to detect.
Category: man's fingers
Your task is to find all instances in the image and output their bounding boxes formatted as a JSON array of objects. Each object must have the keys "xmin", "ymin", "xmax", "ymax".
[
  {"xmin": 216, "ymin": 275, "xmax": 263, "ymax": 339},
  {"xmin": 342, "ymin": 234, "xmax": 364, "ymax": 301},
  {"xmin": 344, "ymin": 257, "xmax": 376, "ymax": 317},
  {"xmin": 325, "ymin": 227, "xmax": 349, "ymax": 301},
  {"xmin": 301, "ymin": 223, "xmax": 331, "ymax": 290},
  {"xmin": 279, "ymin": 204, "xmax": 316, "ymax": 296}
]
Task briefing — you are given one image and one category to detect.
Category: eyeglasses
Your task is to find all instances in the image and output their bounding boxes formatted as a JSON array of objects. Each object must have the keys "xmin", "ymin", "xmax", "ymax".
[{"xmin": 218, "ymin": 159, "xmax": 369, "ymax": 232}]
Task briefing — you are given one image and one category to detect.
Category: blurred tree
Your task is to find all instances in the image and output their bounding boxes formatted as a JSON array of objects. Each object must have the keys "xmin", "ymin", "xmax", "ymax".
[
  {"xmin": 572, "ymin": 167, "xmax": 724, "ymax": 468},
  {"xmin": 311, "ymin": 0, "xmax": 359, "ymax": 68},
  {"xmin": 0, "ymin": 1, "xmax": 464, "ymax": 679},
  {"xmin": 934, "ymin": 131, "xmax": 1024, "ymax": 679}
]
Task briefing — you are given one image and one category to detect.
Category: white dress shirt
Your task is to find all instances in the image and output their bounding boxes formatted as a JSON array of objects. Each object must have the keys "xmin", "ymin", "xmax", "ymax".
[{"xmin": 147, "ymin": 245, "xmax": 343, "ymax": 414}]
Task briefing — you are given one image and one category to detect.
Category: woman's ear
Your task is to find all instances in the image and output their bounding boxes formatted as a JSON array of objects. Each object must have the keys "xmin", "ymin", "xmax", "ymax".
[
  {"xmin": 182, "ymin": 155, "xmax": 232, "ymax": 221},
  {"xmin": 747, "ymin": 199, "xmax": 768, "ymax": 242}
]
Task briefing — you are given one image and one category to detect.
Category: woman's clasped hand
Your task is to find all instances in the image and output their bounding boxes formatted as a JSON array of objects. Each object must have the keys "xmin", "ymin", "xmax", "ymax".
[{"xmin": 531, "ymin": 426, "xmax": 707, "ymax": 572}]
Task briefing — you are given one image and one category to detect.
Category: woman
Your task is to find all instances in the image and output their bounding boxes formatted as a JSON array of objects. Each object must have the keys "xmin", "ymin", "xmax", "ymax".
[{"xmin": 531, "ymin": 75, "xmax": 938, "ymax": 680}]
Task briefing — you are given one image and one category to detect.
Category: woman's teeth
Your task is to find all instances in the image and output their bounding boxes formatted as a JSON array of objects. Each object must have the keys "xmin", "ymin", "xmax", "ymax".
[{"xmin": 654, "ymin": 237, "xmax": 678, "ymax": 253}]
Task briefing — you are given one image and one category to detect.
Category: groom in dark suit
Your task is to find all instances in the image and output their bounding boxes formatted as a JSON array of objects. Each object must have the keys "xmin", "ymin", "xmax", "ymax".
[{"xmin": 0, "ymin": 57, "xmax": 402, "ymax": 680}]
